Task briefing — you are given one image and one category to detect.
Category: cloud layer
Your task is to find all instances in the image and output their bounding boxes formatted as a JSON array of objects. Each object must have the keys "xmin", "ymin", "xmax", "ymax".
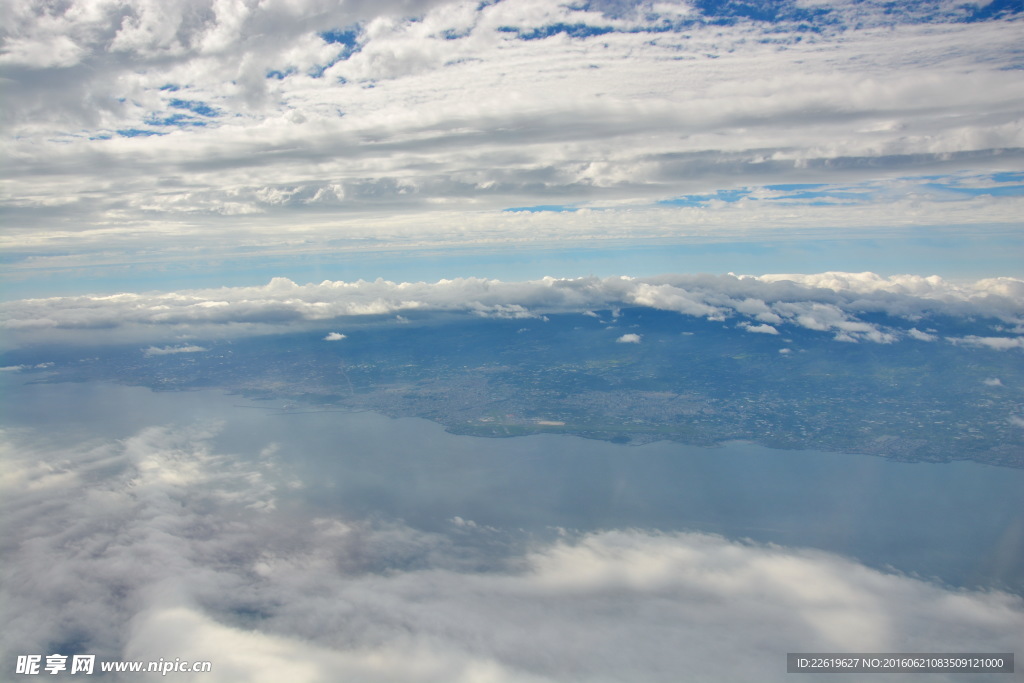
[
  {"xmin": 3, "ymin": 271, "xmax": 1022, "ymax": 348},
  {"xmin": 2, "ymin": 421, "xmax": 1021, "ymax": 682},
  {"xmin": 2, "ymin": 0, "xmax": 1022, "ymax": 278}
]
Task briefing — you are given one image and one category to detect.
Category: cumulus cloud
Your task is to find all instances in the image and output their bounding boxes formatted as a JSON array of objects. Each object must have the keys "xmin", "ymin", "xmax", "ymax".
[
  {"xmin": 3, "ymin": 272, "xmax": 1021, "ymax": 349},
  {"xmin": 323, "ymin": 332, "xmax": 347, "ymax": 341},
  {"xmin": 2, "ymin": 423, "xmax": 1022, "ymax": 683},
  {"xmin": 615, "ymin": 333, "xmax": 642, "ymax": 344},
  {"xmin": 983, "ymin": 377, "xmax": 1003, "ymax": 386}
]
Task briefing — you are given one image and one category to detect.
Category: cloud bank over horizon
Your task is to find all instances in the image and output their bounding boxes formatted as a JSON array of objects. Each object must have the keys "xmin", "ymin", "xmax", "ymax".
[
  {"xmin": 2, "ymin": 0, "xmax": 1022, "ymax": 282},
  {"xmin": 2, "ymin": 420, "xmax": 1022, "ymax": 682},
  {"xmin": 3, "ymin": 271, "xmax": 1022, "ymax": 349}
]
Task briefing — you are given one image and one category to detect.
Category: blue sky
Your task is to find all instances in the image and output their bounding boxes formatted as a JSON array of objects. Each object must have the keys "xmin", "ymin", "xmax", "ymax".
[{"xmin": 1, "ymin": 0, "xmax": 1023, "ymax": 297}]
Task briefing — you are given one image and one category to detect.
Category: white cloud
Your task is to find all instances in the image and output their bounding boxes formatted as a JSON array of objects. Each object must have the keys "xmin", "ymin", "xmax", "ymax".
[
  {"xmin": 470, "ymin": 302, "xmax": 544, "ymax": 320},
  {"xmin": 0, "ymin": 362, "xmax": 54, "ymax": 372},
  {"xmin": 2, "ymin": 0, "xmax": 1023, "ymax": 275},
  {"xmin": 983, "ymin": 377, "xmax": 1003, "ymax": 387},
  {"xmin": 908, "ymin": 328, "xmax": 938, "ymax": 342},
  {"xmin": 616, "ymin": 333, "xmax": 641, "ymax": 344},
  {"xmin": 323, "ymin": 332, "xmax": 347, "ymax": 341},
  {"xmin": 143, "ymin": 344, "xmax": 209, "ymax": 356},
  {"xmin": 741, "ymin": 323, "xmax": 779, "ymax": 335},
  {"xmin": 2, "ymin": 422, "xmax": 1022, "ymax": 683},
  {"xmin": 2, "ymin": 272, "xmax": 1022, "ymax": 349},
  {"xmin": 948, "ymin": 336, "xmax": 1024, "ymax": 351}
]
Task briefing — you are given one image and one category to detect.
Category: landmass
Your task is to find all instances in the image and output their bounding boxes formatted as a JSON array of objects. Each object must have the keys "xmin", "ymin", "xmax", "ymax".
[{"xmin": 4, "ymin": 307, "xmax": 1022, "ymax": 468}]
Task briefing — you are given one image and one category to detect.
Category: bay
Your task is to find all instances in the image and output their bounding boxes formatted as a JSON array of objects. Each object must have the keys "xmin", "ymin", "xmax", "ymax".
[{"xmin": 3, "ymin": 379, "xmax": 1022, "ymax": 594}]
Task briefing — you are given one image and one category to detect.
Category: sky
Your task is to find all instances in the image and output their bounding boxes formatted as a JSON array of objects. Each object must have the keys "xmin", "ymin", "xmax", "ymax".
[
  {"xmin": 3, "ymin": 1, "xmax": 1024, "ymax": 681},
  {"xmin": 2, "ymin": 0, "xmax": 1024, "ymax": 297}
]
